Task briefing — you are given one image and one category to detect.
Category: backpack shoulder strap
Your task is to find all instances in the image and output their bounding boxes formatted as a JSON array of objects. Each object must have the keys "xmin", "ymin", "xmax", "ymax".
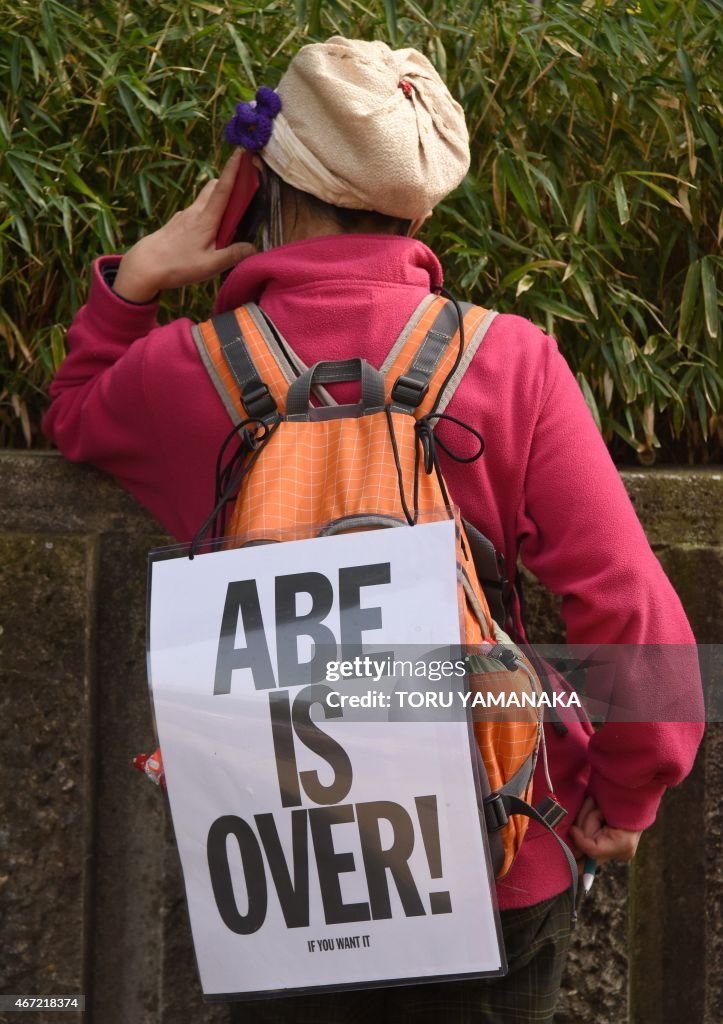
[
  {"xmin": 192, "ymin": 303, "xmax": 336, "ymax": 423},
  {"xmin": 381, "ymin": 295, "xmax": 498, "ymax": 417},
  {"xmin": 434, "ymin": 304, "xmax": 499, "ymax": 415},
  {"xmin": 249, "ymin": 304, "xmax": 338, "ymax": 408}
]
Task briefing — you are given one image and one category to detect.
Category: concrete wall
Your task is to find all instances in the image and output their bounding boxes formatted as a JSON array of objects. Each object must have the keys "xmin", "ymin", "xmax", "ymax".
[{"xmin": 0, "ymin": 453, "xmax": 720, "ymax": 1024}]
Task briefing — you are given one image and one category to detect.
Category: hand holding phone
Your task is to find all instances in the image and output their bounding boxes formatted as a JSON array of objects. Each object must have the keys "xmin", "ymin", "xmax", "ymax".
[{"xmin": 112, "ymin": 151, "xmax": 257, "ymax": 303}]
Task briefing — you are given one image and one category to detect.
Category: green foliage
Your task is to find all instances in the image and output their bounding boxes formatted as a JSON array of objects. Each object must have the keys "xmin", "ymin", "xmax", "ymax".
[{"xmin": 1, "ymin": 0, "xmax": 721, "ymax": 459}]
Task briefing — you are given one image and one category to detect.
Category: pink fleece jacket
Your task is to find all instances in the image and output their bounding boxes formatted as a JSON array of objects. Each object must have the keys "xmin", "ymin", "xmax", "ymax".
[{"xmin": 43, "ymin": 234, "xmax": 703, "ymax": 910}]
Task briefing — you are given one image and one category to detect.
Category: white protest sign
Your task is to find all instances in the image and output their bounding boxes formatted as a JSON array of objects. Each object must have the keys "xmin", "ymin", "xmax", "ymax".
[{"xmin": 148, "ymin": 519, "xmax": 503, "ymax": 999}]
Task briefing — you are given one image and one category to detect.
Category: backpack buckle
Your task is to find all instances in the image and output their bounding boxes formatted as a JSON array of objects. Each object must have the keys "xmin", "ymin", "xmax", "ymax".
[
  {"xmin": 391, "ymin": 373, "xmax": 429, "ymax": 408},
  {"xmin": 241, "ymin": 380, "xmax": 277, "ymax": 420},
  {"xmin": 535, "ymin": 795, "xmax": 567, "ymax": 829},
  {"xmin": 488, "ymin": 644, "xmax": 519, "ymax": 671},
  {"xmin": 483, "ymin": 792, "xmax": 510, "ymax": 833}
]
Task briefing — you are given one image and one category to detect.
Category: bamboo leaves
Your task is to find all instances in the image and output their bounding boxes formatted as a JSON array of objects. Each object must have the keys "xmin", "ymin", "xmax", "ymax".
[
  {"xmin": 701, "ymin": 257, "xmax": 719, "ymax": 341},
  {"xmin": 0, "ymin": 0, "xmax": 720, "ymax": 458}
]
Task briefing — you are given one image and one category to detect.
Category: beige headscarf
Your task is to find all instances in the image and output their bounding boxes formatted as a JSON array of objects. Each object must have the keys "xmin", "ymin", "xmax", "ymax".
[{"xmin": 261, "ymin": 37, "xmax": 470, "ymax": 221}]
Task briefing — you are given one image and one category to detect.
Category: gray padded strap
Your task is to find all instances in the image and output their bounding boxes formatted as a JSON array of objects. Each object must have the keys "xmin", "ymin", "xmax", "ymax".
[
  {"xmin": 209, "ymin": 309, "xmax": 278, "ymax": 424},
  {"xmin": 496, "ymin": 754, "xmax": 536, "ymax": 800},
  {"xmin": 390, "ymin": 300, "xmax": 473, "ymax": 411},
  {"xmin": 286, "ymin": 359, "xmax": 386, "ymax": 420},
  {"xmin": 192, "ymin": 324, "xmax": 241, "ymax": 427},
  {"xmin": 462, "ymin": 519, "xmax": 507, "ymax": 625},
  {"xmin": 414, "ymin": 302, "xmax": 471, "ymax": 373},
  {"xmin": 212, "ymin": 310, "xmax": 262, "ymax": 391},
  {"xmin": 379, "ymin": 294, "xmax": 439, "ymax": 375},
  {"xmin": 435, "ymin": 309, "xmax": 499, "ymax": 414}
]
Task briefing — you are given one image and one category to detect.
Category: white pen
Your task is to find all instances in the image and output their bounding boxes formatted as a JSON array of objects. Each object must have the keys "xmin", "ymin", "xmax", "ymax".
[{"xmin": 582, "ymin": 857, "xmax": 598, "ymax": 895}]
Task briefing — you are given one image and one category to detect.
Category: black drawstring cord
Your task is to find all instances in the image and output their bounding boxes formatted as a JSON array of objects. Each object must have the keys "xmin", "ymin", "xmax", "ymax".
[
  {"xmin": 412, "ymin": 412, "xmax": 485, "ymax": 522},
  {"xmin": 213, "ymin": 417, "xmax": 266, "ymax": 535},
  {"xmin": 189, "ymin": 416, "xmax": 279, "ymax": 558},
  {"xmin": 385, "ymin": 407, "xmax": 416, "ymax": 526},
  {"xmin": 386, "ymin": 406, "xmax": 486, "ymax": 528},
  {"xmin": 416, "ymin": 412, "xmax": 485, "ymax": 469},
  {"xmin": 387, "ymin": 289, "xmax": 486, "ymax": 527}
]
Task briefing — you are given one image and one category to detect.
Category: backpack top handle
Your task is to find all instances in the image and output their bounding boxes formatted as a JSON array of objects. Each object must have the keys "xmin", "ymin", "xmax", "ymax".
[{"xmin": 285, "ymin": 359, "xmax": 386, "ymax": 420}]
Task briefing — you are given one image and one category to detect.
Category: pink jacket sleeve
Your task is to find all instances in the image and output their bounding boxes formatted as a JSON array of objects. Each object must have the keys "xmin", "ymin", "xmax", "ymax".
[
  {"xmin": 516, "ymin": 335, "xmax": 704, "ymax": 830},
  {"xmin": 42, "ymin": 258, "xmax": 221, "ymax": 539},
  {"xmin": 44, "ymin": 257, "xmax": 163, "ymax": 473}
]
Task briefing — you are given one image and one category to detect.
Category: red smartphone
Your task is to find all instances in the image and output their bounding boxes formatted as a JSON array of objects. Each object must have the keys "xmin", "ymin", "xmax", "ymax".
[{"xmin": 215, "ymin": 151, "xmax": 260, "ymax": 249}]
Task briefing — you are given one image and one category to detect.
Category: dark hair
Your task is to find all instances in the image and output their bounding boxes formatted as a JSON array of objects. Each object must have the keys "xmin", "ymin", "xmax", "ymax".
[{"xmin": 234, "ymin": 164, "xmax": 412, "ymax": 245}]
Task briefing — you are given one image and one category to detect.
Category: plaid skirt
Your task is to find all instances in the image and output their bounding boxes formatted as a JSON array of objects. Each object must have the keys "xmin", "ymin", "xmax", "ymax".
[{"xmin": 228, "ymin": 888, "xmax": 574, "ymax": 1024}]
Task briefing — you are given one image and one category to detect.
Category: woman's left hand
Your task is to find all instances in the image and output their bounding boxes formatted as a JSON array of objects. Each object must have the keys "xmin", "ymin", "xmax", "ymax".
[
  {"xmin": 569, "ymin": 796, "xmax": 642, "ymax": 864},
  {"xmin": 112, "ymin": 150, "xmax": 255, "ymax": 303}
]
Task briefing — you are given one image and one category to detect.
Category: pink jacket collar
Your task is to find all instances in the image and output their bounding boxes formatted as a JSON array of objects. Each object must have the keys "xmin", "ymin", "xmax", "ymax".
[{"xmin": 214, "ymin": 234, "xmax": 444, "ymax": 314}]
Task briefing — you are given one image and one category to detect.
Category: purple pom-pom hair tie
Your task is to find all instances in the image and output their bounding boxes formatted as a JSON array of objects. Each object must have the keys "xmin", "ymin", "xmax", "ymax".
[{"xmin": 224, "ymin": 86, "xmax": 282, "ymax": 151}]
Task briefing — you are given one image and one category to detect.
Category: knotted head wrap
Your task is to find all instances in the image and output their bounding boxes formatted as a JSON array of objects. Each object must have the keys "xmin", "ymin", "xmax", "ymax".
[{"xmin": 227, "ymin": 37, "xmax": 470, "ymax": 222}]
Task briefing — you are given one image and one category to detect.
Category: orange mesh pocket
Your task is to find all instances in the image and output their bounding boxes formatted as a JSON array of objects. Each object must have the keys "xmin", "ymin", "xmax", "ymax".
[
  {"xmin": 226, "ymin": 412, "xmax": 443, "ymax": 539},
  {"xmin": 470, "ymin": 661, "xmax": 540, "ymax": 877}
]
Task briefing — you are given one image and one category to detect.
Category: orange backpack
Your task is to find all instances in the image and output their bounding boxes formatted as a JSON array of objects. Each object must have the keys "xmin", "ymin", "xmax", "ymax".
[{"xmin": 189, "ymin": 293, "xmax": 577, "ymax": 893}]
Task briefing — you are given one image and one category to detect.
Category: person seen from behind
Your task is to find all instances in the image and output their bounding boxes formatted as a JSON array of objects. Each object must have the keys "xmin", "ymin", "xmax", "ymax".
[{"xmin": 43, "ymin": 36, "xmax": 704, "ymax": 1023}]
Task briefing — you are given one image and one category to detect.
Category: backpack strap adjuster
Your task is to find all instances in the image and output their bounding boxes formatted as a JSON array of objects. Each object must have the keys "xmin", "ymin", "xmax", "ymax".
[
  {"xmin": 391, "ymin": 373, "xmax": 429, "ymax": 408},
  {"xmin": 483, "ymin": 792, "xmax": 510, "ymax": 833},
  {"xmin": 241, "ymin": 380, "xmax": 277, "ymax": 421}
]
